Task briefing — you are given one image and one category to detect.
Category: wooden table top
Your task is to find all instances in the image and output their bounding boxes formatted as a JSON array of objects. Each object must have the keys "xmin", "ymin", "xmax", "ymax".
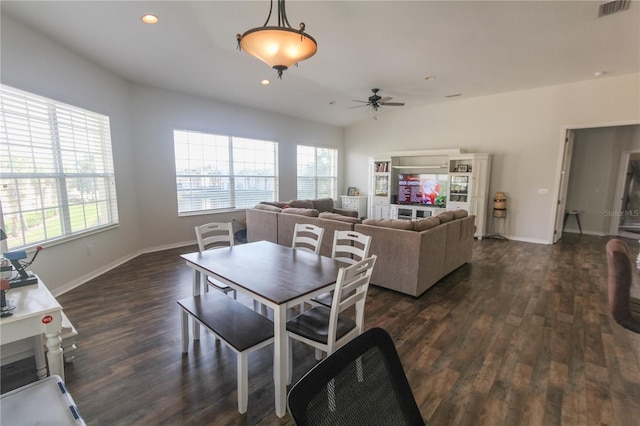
[{"xmin": 181, "ymin": 241, "xmax": 343, "ymax": 305}]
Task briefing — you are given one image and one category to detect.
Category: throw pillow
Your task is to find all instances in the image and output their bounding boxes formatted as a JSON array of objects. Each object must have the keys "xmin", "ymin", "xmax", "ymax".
[
  {"xmin": 362, "ymin": 218, "xmax": 414, "ymax": 230},
  {"xmin": 436, "ymin": 211, "xmax": 454, "ymax": 223},
  {"xmin": 259, "ymin": 201, "xmax": 287, "ymax": 208},
  {"xmin": 414, "ymin": 216, "xmax": 441, "ymax": 231},
  {"xmin": 253, "ymin": 204, "xmax": 282, "ymax": 212},
  {"xmin": 281, "ymin": 207, "xmax": 319, "ymax": 217},
  {"xmin": 312, "ymin": 198, "xmax": 335, "ymax": 213},
  {"xmin": 289, "ymin": 199, "xmax": 315, "ymax": 209},
  {"xmin": 451, "ymin": 209, "xmax": 469, "ymax": 219},
  {"xmin": 318, "ymin": 212, "xmax": 360, "ymax": 224}
]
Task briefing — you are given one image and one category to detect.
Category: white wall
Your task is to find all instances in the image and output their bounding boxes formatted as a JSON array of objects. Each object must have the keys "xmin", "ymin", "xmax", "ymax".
[
  {"xmin": 1, "ymin": 15, "xmax": 343, "ymax": 295},
  {"xmin": 1, "ymin": 15, "xmax": 141, "ymax": 294},
  {"xmin": 129, "ymin": 84, "xmax": 343, "ymax": 248},
  {"xmin": 566, "ymin": 125, "xmax": 640, "ymax": 236},
  {"xmin": 344, "ymin": 74, "xmax": 640, "ymax": 243}
]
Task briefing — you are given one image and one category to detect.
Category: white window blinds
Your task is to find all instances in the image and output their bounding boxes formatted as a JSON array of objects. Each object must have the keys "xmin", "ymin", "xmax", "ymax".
[
  {"xmin": 297, "ymin": 145, "xmax": 338, "ymax": 200},
  {"xmin": 173, "ymin": 130, "xmax": 278, "ymax": 214},
  {"xmin": 0, "ymin": 85, "xmax": 118, "ymax": 250}
]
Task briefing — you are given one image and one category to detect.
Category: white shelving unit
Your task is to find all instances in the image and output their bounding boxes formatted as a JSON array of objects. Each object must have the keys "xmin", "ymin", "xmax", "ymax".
[
  {"xmin": 447, "ymin": 153, "xmax": 492, "ymax": 239},
  {"xmin": 390, "ymin": 204, "xmax": 445, "ymax": 221},
  {"xmin": 367, "ymin": 151, "xmax": 492, "ymax": 238},
  {"xmin": 368, "ymin": 158, "xmax": 392, "ymax": 219}
]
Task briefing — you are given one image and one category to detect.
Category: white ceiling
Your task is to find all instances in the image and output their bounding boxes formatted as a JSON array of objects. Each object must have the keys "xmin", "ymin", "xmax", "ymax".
[{"xmin": 2, "ymin": 1, "xmax": 639, "ymax": 128}]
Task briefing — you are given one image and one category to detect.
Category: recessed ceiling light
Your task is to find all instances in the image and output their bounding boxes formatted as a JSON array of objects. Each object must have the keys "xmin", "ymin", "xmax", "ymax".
[
  {"xmin": 425, "ymin": 76, "xmax": 436, "ymax": 81},
  {"xmin": 594, "ymin": 71, "xmax": 608, "ymax": 77},
  {"xmin": 329, "ymin": 100, "xmax": 336, "ymax": 105},
  {"xmin": 142, "ymin": 14, "xmax": 159, "ymax": 24},
  {"xmin": 261, "ymin": 79, "xmax": 271, "ymax": 86}
]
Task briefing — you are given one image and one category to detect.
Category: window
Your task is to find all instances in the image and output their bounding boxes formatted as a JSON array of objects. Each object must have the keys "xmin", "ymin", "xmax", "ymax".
[
  {"xmin": 0, "ymin": 85, "xmax": 118, "ymax": 250},
  {"xmin": 173, "ymin": 130, "xmax": 278, "ymax": 214},
  {"xmin": 297, "ymin": 145, "xmax": 338, "ymax": 199}
]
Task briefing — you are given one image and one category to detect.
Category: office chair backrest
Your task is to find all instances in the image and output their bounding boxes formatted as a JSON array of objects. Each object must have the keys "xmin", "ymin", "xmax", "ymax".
[
  {"xmin": 606, "ymin": 239, "xmax": 640, "ymax": 333},
  {"xmin": 287, "ymin": 327, "xmax": 425, "ymax": 425}
]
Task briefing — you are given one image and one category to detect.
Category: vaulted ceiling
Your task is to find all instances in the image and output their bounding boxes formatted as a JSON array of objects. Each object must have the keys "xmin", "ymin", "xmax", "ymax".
[{"xmin": 2, "ymin": 1, "xmax": 639, "ymax": 127}]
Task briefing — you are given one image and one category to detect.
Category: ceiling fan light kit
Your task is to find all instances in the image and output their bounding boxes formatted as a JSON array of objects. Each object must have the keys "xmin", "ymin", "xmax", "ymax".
[
  {"xmin": 236, "ymin": 0, "xmax": 317, "ymax": 79},
  {"xmin": 351, "ymin": 88, "xmax": 405, "ymax": 115}
]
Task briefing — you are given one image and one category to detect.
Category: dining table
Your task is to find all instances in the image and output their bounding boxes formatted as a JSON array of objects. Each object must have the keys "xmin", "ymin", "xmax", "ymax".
[{"xmin": 180, "ymin": 240, "xmax": 343, "ymax": 418}]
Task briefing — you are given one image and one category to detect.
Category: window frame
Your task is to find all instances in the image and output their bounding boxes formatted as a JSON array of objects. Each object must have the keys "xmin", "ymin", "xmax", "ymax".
[
  {"xmin": 296, "ymin": 144, "xmax": 339, "ymax": 200},
  {"xmin": 173, "ymin": 129, "xmax": 279, "ymax": 216},
  {"xmin": 0, "ymin": 84, "xmax": 119, "ymax": 251}
]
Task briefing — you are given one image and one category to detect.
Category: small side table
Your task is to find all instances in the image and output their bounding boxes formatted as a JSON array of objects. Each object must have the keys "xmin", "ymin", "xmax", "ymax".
[
  {"xmin": 563, "ymin": 210, "xmax": 582, "ymax": 235},
  {"xmin": 0, "ymin": 278, "xmax": 64, "ymax": 380}
]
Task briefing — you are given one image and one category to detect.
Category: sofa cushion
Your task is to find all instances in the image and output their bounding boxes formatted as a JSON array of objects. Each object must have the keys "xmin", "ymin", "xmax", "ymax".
[
  {"xmin": 414, "ymin": 216, "xmax": 441, "ymax": 232},
  {"xmin": 281, "ymin": 207, "xmax": 319, "ymax": 217},
  {"xmin": 253, "ymin": 204, "xmax": 282, "ymax": 212},
  {"xmin": 259, "ymin": 201, "xmax": 288, "ymax": 209},
  {"xmin": 289, "ymin": 199, "xmax": 315, "ymax": 209},
  {"xmin": 451, "ymin": 209, "xmax": 469, "ymax": 219},
  {"xmin": 319, "ymin": 212, "xmax": 361, "ymax": 224},
  {"xmin": 312, "ymin": 198, "xmax": 335, "ymax": 213},
  {"xmin": 362, "ymin": 218, "xmax": 414, "ymax": 230},
  {"xmin": 436, "ymin": 211, "xmax": 454, "ymax": 223}
]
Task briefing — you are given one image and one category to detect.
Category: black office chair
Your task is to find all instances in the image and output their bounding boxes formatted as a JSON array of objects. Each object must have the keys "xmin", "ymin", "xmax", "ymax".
[{"xmin": 287, "ymin": 327, "xmax": 425, "ymax": 425}]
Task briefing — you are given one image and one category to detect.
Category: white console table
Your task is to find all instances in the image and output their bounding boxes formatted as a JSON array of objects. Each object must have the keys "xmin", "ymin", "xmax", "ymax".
[
  {"xmin": 341, "ymin": 195, "xmax": 367, "ymax": 219},
  {"xmin": 390, "ymin": 204, "xmax": 445, "ymax": 221},
  {"xmin": 0, "ymin": 278, "xmax": 64, "ymax": 380}
]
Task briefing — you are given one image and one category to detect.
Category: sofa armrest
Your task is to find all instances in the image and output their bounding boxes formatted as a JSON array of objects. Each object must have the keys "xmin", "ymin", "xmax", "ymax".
[
  {"xmin": 246, "ymin": 208, "xmax": 278, "ymax": 244},
  {"xmin": 333, "ymin": 208, "xmax": 358, "ymax": 218}
]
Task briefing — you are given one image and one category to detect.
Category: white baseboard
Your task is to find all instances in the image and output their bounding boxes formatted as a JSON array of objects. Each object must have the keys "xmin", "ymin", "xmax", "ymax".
[{"xmin": 52, "ymin": 240, "xmax": 194, "ymax": 297}]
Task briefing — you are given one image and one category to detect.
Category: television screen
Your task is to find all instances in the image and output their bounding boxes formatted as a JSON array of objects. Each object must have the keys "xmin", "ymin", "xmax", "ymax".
[{"xmin": 397, "ymin": 174, "xmax": 448, "ymax": 206}]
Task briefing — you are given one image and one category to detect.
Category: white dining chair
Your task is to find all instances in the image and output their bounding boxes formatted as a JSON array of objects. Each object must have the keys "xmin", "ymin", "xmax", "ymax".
[
  {"xmin": 292, "ymin": 223, "xmax": 325, "ymax": 255},
  {"xmin": 286, "ymin": 255, "xmax": 377, "ymax": 385},
  {"xmin": 195, "ymin": 222, "xmax": 236, "ymax": 298},
  {"xmin": 310, "ymin": 230, "xmax": 372, "ymax": 310},
  {"xmin": 331, "ymin": 230, "xmax": 371, "ymax": 264}
]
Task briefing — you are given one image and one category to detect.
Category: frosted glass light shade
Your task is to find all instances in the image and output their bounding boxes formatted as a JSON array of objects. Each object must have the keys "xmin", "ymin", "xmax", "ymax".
[{"xmin": 240, "ymin": 27, "xmax": 317, "ymax": 71}]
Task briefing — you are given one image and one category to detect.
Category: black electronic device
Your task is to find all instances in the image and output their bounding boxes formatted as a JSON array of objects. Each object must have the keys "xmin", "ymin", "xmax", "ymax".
[{"xmin": 4, "ymin": 250, "xmax": 39, "ymax": 287}]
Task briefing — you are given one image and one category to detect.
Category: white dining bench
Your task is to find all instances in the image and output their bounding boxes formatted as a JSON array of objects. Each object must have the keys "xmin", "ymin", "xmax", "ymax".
[{"xmin": 177, "ymin": 292, "xmax": 274, "ymax": 414}]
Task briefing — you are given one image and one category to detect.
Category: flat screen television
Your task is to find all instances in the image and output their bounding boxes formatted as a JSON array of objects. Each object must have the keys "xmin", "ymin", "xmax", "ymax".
[{"xmin": 397, "ymin": 173, "xmax": 448, "ymax": 207}]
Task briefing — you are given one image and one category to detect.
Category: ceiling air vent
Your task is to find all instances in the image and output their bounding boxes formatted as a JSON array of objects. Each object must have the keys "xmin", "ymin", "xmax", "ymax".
[{"xmin": 598, "ymin": 0, "xmax": 630, "ymax": 17}]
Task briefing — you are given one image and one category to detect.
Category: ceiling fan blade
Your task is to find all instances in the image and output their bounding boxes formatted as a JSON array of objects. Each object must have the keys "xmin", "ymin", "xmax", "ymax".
[
  {"xmin": 352, "ymin": 100, "xmax": 369, "ymax": 103},
  {"xmin": 380, "ymin": 96, "xmax": 393, "ymax": 103},
  {"xmin": 348, "ymin": 104, "xmax": 370, "ymax": 109},
  {"xmin": 380, "ymin": 102, "xmax": 405, "ymax": 106}
]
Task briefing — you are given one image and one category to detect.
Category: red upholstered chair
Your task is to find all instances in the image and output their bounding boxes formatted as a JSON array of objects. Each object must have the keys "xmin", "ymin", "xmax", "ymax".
[{"xmin": 605, "ymin": 239, "xmax": 640, "ymax": 334}]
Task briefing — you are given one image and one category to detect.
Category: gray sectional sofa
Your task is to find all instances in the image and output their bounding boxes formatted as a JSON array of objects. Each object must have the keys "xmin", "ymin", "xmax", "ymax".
[
  {"xmin": 246, "ymin": 199, "xmax": 475, "ymax": 297},
  {"xmin": 246, "ymin": 198, "xmax": 359, "ymax": 257}
]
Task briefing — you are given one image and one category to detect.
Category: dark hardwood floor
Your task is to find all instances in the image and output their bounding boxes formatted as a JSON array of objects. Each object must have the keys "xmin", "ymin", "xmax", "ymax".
[{"xmin": 2, "ymin": 234, "xmax": 639, "ymax": 425}]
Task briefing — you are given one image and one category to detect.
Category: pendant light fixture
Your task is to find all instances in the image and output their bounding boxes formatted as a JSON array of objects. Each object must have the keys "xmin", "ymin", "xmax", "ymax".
[{"xmin": 236, "ymin": 0, "xmax": 317, "ymax": 79}]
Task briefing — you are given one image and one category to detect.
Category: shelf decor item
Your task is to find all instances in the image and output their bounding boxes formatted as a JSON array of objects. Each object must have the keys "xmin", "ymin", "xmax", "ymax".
[
  {"xmin": 457, "ymin": 164, "xmax": 468, "ymax": 172},
  {"xmin": 347, "ymin": 187, "xmax": 357, "ymax": 196}
]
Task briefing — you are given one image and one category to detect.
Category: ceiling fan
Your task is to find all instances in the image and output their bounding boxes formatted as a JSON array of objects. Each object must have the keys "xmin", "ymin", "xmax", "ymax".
[{"xmin": 350, "ymin": 88, "xmax": 405, "ymax": 111}]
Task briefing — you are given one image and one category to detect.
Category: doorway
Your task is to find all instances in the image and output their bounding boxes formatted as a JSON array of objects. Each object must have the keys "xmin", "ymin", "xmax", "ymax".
[{"xmin": 553, "ymin": 124, "xmax": 640, "ymax": 243}]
